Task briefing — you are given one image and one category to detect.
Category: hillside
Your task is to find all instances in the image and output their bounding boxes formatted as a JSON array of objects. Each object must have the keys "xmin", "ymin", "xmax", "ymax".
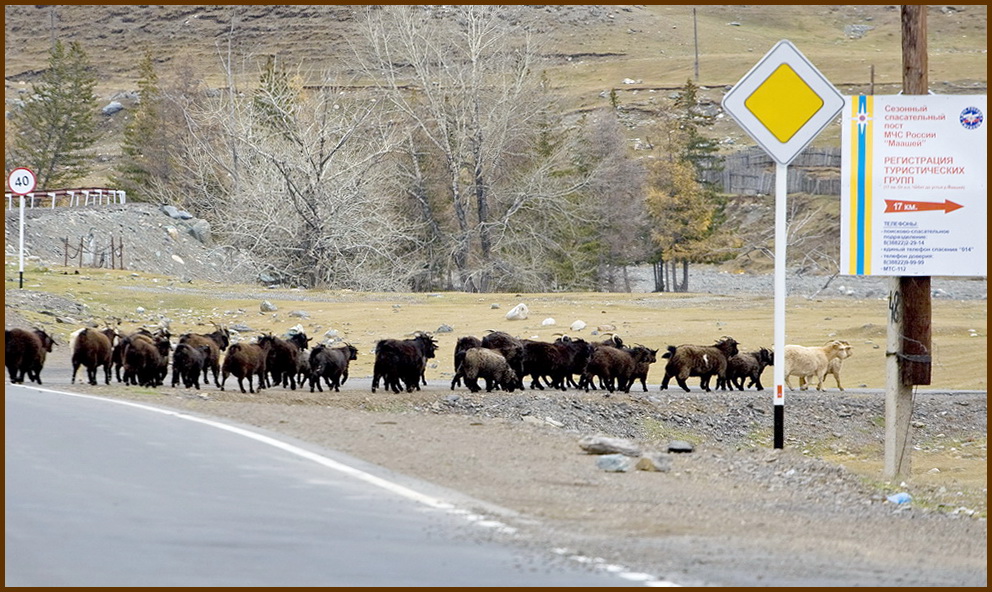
[{"xmin": 5, "ymin": 5, "xmax": 987, "ymax": 188}]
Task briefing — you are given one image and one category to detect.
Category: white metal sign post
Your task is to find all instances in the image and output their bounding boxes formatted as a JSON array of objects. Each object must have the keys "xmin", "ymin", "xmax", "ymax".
[
  {"xmin": 7, "ymin": 167, "xmax": 37, "ymax": 289},
  {"xmin": 722, "ymin": 41, "xmax": 844, "ymax": 448}
]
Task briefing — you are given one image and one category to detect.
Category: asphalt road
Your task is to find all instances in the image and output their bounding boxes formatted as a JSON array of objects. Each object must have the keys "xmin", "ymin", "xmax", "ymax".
[{"xmin": 5, "ymin": 384, "xmax": 655, "ymax": 586}]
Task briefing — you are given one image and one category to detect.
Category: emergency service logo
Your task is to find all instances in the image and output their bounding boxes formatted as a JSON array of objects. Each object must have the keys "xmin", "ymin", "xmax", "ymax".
[{"xmin": 959, "ymin": 106, "xmax": 983, "ymax": 130}]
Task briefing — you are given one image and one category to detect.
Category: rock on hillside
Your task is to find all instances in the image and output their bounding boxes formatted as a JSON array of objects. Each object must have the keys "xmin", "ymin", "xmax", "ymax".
[{"xmin": 4, "ymin": 202, "xmax": 256, "ymax": 285}]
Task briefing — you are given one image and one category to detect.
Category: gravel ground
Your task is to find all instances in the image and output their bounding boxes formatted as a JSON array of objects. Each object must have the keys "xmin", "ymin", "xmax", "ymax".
[{"xmin": 37, "ymin": 373, "xmax": 988, "ymax": 587}]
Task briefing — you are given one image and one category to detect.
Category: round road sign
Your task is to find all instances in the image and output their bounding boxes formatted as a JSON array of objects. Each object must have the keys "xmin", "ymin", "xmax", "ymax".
[{"xmin": 7, "ymin": 167, "xmax": 37, "ymax": 196}]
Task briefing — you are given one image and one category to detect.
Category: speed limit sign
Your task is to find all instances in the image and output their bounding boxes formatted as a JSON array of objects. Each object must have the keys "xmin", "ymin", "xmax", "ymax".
[{"xmin": 8, "ymin": 167, "xmax": 37, "ymax": 195}]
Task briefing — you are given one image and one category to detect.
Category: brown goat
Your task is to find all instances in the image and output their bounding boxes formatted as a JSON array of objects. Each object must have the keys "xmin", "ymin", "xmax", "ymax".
[
  {"xmin": 221, "ymin": 337, "xmax": 274, "ymax": 394},
  {"xmin": 5, "ymin": 327, "xmax": 57, "ymax": 384},
  {"xmin": 660, "ymin": 336, "xmax": 739, "ymax": 392},
  {"xmin": 122, "ymin": 332, "xmax": 171, "ymax": 387},
  {"xmin": 720, "ymin": 347, "xmax": 775, "ymax": 391},
  {"xmin": 582, "ymin": 344, "xmax": 654, "ymax": 395},
  {"xmin": 70, "ymin": 327, "xmax": 116, "ymax": 385}
]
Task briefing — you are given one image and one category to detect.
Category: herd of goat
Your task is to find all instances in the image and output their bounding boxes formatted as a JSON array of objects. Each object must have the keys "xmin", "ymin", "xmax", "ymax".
[{"xmin": 6, "ymin": 324, "xmax": 854, "ymax": 396}]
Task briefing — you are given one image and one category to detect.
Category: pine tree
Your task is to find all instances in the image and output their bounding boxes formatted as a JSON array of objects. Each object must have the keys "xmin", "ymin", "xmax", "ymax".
[
  {"xmin": 6, "ymin": 40, "xmax": 100, "ymax": 189},
  {"xmin": 111, "ymin": 51, "xmax": 169, "ymax": 202}
]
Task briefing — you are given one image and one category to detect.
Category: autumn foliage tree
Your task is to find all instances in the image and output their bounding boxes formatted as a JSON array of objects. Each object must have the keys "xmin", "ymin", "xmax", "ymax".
[{"xmin": 644, "ymin": 79, "xmax": 735, "ymax": 292}]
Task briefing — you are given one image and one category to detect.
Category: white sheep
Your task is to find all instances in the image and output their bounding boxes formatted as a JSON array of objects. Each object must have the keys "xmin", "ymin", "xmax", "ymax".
[
  {"xmin": 799, "ymin": 343, "xmax": 852, "ymax": 391},
  {"xmin": 784, "ymin": 340, "xmax": 853, "ymax": 391}
]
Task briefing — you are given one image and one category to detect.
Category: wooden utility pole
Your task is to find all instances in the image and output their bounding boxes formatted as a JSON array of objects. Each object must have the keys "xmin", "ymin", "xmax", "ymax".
[
  {"xmin": 885, "ymin": 5, "xmax": 933, "ymax": 480},
  {"xmin": 693, "ymin": 8, "xmax": 699, "ymax": 81}
]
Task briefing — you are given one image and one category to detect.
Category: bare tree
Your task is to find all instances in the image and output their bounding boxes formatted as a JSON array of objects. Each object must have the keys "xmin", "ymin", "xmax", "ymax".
[
  {"xmin": 167, "ymin": 35, "xmax": 418, "ymax": 289},
  {"xmin": 574, "ymin": 110, "xmax": 650, "ymax": 292},
  {"xmin": 355, "ymin": 5, "xmax": 590, "ymax": 292}
]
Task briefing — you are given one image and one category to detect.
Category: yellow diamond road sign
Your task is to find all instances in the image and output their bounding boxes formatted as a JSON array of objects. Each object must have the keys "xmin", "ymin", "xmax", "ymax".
[{"xmin": 723, "ymin": 40, "xmax": 843, "ymax": 165}]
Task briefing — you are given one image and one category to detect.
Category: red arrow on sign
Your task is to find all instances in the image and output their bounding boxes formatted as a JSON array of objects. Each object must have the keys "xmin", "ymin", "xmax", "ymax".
[{"xmin": 884, "ymin": 199, "xmax": 964, "ymax": 214}]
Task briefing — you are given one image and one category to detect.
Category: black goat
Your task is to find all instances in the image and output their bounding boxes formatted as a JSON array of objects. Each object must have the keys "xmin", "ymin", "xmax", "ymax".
[
  {"xmin": 581, "ymin": 344, "xmax": 654, "ymax": 394},
  {"xmin": 172, "ymin": 343, "xmax": 212, "ymax": 389},
  {"xmin": 264, "ymin": 332, "xmax": 311, "ymax": 390},
  {"xmin": 372, "ymin": 333, "xmax": 438, "ymax": 393},
  {"xmin": 521, "ymin": 336, "xmax": 592, "ymax": 391},
  {"xmin": 481, "ymin": 331, "xmax": 525, "ymax": 386},
  {"xmin": 177, "ymin": 324, "xmax": 230, "ymax": 386},
  {"xmin": 720, "ymin": 347, "xmax": 775, "ymax": 391},
  {"xmin": 309, "ymin": 343, "xmax": 359, "ymax": 393},
  {"xmin": 121, "ymin": 331, "xmax": 171, "ymax": 387},
  {"xmin": 450, "ymin": 335, "xmax": 483, "ymax": 389}
]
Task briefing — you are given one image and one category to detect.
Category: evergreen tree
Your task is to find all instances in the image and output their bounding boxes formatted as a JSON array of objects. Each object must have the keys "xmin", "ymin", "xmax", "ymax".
[
  {"xmin": 111, "ymin": 51, "xmax": 169, "ymax": 201},
  {"xmin": 6, "ymin": 40, "xmax": 100, "ymax": 189},
  {"xmin": 673, "ymin": 78, "xmax": 721, "ymax": 179}
]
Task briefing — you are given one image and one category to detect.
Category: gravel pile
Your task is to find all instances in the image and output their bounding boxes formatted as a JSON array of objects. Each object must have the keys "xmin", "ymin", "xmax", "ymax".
[{"xmin": 625, "ymin": 265, "xmax": 987, "ymax": 301}]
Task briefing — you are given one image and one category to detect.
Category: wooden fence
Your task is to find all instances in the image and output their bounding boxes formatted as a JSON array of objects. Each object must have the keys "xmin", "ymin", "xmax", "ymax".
[
  {"xmin": 701, "ymin": 146, "xmax": 842, "ymax": 196},
  {"xmin": 63, "ymin": 234, "xmax": 125, "ymax": 270}
]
